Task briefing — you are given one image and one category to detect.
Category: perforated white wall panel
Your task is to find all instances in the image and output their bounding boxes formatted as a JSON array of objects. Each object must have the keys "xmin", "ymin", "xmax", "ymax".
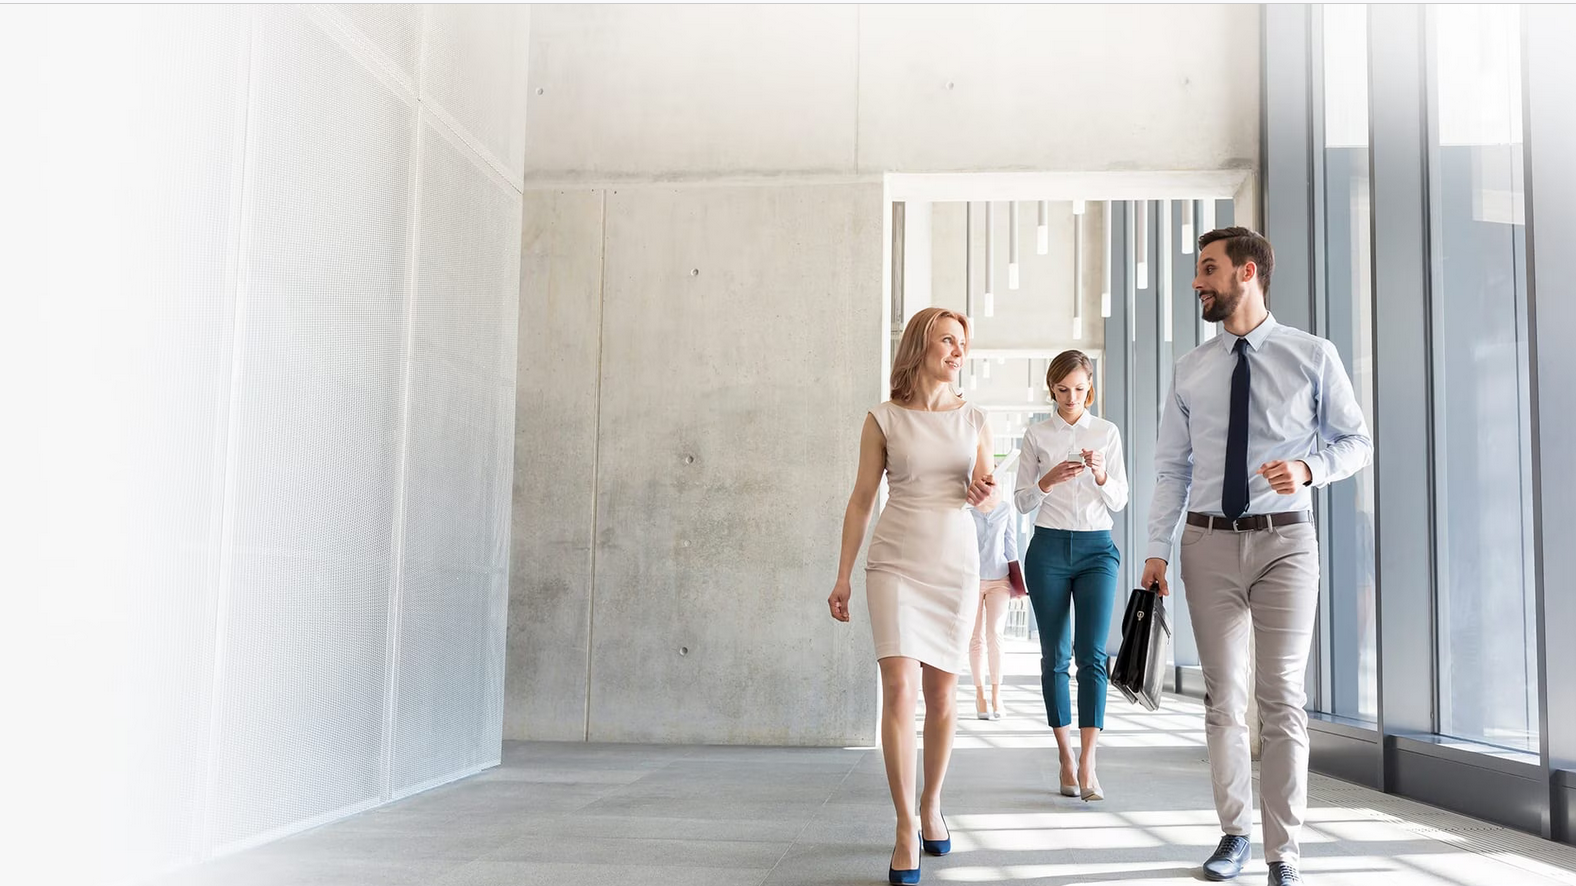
[
  {"xmin": 422, "ymin": 4, "xmax": 531, "ymax": 180},
  {"xmin": 331, "ymin": 3, "xmax": 423, "ymax": 87},
  {"xmin": 391, "ymin": 123, "xmax": 521, "ymax": 797},
  {"xmin": 208, "ymin": 5, "xmax": 415, "ymax": 852},
  {"xmin": 107, "ymin": 6, "xmax": 254, "ymax": 872},
  {"xmin": 7, "ymin": 5, "xmax": 525, "ymax": 881}
]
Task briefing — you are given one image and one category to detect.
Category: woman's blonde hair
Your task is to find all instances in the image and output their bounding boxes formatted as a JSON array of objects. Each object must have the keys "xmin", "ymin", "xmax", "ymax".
[
  {"xmin": 890, "ymin": 307, "xmax": 971, "ymax": 403},
  {"xmin": 1046, "ymin": 349, "xmax": 1096, "ymax": 407}
]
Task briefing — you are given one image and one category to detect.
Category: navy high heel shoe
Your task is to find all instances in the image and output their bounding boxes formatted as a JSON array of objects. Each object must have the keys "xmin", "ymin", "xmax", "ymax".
[
  {"xmin": 888, "ymin": 831, "xmax": 921, "ymax": 885},
  {"xmin": 921, "ymin": 813, "xmax": 951, "ymax": 856}
]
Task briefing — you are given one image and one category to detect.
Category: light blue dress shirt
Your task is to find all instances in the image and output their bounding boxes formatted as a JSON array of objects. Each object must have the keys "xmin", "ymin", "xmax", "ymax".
[
  {"xmin": 1147, "ymin": 313, "xmax": 1372, "ymax": 563},
  {"xmin": 973, "ymin": 495, "xmax": 1019, "ymax": 581}
]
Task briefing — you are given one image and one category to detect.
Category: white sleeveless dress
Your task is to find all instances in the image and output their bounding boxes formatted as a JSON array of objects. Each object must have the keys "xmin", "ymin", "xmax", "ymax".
[{"xmin": 865, "ymin": 400, "xmax": 987, "ymax": 674}]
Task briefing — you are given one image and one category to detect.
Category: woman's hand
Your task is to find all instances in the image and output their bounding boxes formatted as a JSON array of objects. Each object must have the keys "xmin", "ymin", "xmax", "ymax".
[
  {"xmin": 1037, "ymin": 460, "xmax": 1085, "ymax": 491},
  {"xmin": 828, "ymin": 579, "xmax": 853, "ymax": 622},
  {"xmin": 966, "ymin": 473, "xmax": 997, "ymax": 508},
  {"xmin": 1082, "ymin": 448, "xmax": 1108, "ymax": 485}
]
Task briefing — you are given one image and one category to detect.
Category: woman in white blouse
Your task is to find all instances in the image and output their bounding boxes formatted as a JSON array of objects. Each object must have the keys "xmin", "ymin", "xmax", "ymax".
[{"xmin": 1013, "ymin": 350, "xmax": 1129, "ymax": 802}]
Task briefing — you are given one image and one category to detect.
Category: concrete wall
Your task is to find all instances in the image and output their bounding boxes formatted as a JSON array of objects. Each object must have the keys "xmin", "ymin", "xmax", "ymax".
[
  {"xmin": 512, "ymin": 184, "xmax": 883, "ymax": 744},
  {"xmin": 510, "ymin": 190, "xmax": 605, "ymax": 741},
  {"xmin": 508, "ymin": 3, "xmax": 1261, "ymax": 745},
  {"xmin": 521, "ymin": 4, "xmax": 1260, "ymax": 182}
]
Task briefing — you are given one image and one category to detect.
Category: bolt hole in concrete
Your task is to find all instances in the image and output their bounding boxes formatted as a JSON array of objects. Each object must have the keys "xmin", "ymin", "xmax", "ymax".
[
  {"xmin": 535, "ymin": 87, "xmax": 544, "ymax": 94},
  {"xmin": 946, "ymin": 81, "xmax": 955, "ymax": 90},
  {"xmin": 684, "ymin": 455, "xmax": 695, "ymax": 465},
  {"xmin": 679, "ymin": 647, "xmax": 689, "ymax": 656},
  {"xmin": 691, "ymin": 268, "xmax": 700, "ymax": 276}
]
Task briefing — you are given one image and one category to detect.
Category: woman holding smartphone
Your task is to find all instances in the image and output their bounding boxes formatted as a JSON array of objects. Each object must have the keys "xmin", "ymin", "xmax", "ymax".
[{"xmin": 1013, "ymin": 350, "xmax": 1129, "ymax": 801}]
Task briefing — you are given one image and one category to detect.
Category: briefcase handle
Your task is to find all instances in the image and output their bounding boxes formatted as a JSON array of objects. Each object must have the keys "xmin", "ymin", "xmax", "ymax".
[{"xmin": 1130, "ymin": 582, "xmax": 1161, "ymax": 625}]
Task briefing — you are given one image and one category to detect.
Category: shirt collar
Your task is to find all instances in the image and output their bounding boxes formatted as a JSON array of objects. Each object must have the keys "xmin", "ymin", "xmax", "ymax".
[
  {"xmin": 1055, "ymin": 410, "xmax": 1094, "ymax": 430},
  {"xmin": 1222, "ymin": 312, "xmax": 1280, "ymax": 354}
]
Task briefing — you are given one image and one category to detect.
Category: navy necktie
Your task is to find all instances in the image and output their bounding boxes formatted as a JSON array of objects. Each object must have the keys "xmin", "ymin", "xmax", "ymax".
[{"xmin": 1222, "ymin": 337, "xmax": 1251, "ymax": 519}]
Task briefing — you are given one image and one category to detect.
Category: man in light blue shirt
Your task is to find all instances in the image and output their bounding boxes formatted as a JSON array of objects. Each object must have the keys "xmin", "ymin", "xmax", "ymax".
[{"xmin": 1141, "ymin": 227, "xmax": 1371, "ymax": 886}]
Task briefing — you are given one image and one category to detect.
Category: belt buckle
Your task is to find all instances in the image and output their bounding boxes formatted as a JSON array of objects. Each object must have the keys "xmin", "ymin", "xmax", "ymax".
[{"xmin": 1230, "ymin": 517, "xmax": 1242, "ymax": 532}]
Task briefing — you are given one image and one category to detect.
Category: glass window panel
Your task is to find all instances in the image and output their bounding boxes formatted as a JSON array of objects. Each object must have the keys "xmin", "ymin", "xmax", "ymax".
[
  {"xmin": 1319, "ymin": 3, "xmax": 1378, "ymax": 723},
  {"xmin": 1429, "ymin": 3, "xmax": 1537, "ymax": 752}
]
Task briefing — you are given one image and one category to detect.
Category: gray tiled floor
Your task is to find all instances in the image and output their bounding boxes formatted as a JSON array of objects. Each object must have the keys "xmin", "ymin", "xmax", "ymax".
[{"xmin": 152, "ymin": 641, "xmax": 1576, "ymax": 886}]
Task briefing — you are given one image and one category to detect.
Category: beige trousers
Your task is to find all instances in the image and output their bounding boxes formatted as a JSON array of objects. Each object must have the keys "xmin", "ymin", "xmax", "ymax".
[
  {"xmin": 969, "ymin": 579, "xmax": 1012, "ymax": 688},
  {"xmin": 1178, "ymin": 520, "xmax": 1320, "ymax": 866}
]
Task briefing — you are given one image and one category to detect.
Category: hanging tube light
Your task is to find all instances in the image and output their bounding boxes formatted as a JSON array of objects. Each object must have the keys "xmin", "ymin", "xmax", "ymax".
[
  {"xmin": 1101, "ymin": 201, "xmax": 1112, "ymax": 318},
  {"xmin": 964, "ymin": 202, "xmax": 973, "ymax": 325},
  {"xmin": 1072, "ymin": 209, "xmax": 1083, "ymax": 340},
  {"xmin": 1200, "ymin": 200, "xmax": 1218, "ymax": 341},
  {"xmin": 1135, "ymin": 199, "xmax": 1149, "ymax": 290},
  {"xmin": 1008, "ymin": 201, "xmax": 1020, "ymax": 290},
  {"xmin": 1160, "ymin": 200, "xmax": 1173, "ymax": 343},
  {"xmin": 1129, "ymin": 204, "xmax": 1137, "ymax": 343},
  {"xmin": 984, "ymin": 202, "xmax": 996, "ymax": 317}
]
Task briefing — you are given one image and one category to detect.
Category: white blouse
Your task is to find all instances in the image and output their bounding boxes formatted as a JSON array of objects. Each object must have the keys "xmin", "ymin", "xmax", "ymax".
[{"xmin": 1013, "ymin": 410, "xmax": 1129, "ymax": 531}]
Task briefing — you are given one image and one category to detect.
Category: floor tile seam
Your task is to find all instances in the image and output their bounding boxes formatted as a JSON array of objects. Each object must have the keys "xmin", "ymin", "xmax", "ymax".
[
  {"xmin": 448, "ymin": 777, "xmax": 642, "ymax": 866},
  {"xmin": 551, "ymin": 757, "xmax": 681, "ymax": 810},
  {"xmin": 458, "ymin": 777, "xmax": 669, "ymax": 872},
  {"xmin": 558, "ymin": 776, "xmax": 634, "ymax": 815},
  {"xmin": 423, "ymin": 851, "xmax": 494, "ymax": 886},
  {"xmin": 751, "ymin": 747, "xmax": 870, "ymax": 886}
]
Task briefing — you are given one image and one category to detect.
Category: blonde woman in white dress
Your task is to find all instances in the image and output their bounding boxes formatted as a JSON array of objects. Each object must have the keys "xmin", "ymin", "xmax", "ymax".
[{"xmin": 828, "ymin": 307, "xmax": 999, "ymax": 886}]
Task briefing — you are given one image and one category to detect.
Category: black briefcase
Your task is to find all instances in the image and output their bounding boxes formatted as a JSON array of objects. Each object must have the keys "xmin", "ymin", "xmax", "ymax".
[{"xmin": 1111, "ymin": 583, "xmax": 1171, "ymax": 711}]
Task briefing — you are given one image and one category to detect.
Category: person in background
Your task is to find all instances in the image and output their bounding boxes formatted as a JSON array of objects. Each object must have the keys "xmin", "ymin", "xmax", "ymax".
[
  {"xmin": 1015, "ymin": 349, "xmax": 1129, "ymax": 802},
  {"xmin": 969, "ymin": 482, "xmax": 1018, "ymax": 721}
]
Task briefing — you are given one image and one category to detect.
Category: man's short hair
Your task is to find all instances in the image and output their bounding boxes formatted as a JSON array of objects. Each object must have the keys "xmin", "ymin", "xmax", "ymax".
[{"xmin": 1198, "ymin": 226, "xmax": 1274, "ymax": 297}]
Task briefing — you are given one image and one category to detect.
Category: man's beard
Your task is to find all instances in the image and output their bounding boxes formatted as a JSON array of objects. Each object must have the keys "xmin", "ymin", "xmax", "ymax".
[{"xmin": 1200, "ymin": 283, "xmax": 1242, "ymax": 323}]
